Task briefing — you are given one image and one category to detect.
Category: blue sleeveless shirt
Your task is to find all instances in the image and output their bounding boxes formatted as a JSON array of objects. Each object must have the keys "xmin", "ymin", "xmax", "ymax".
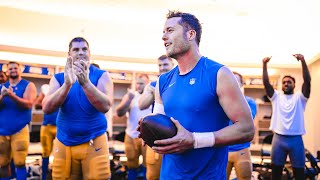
[
  {"xmin": 158, "ymin": 57, "xmax": 229, "ymax": 179},
  {"xmin": 228, "ymin": 96, "xmax": 256, "ymax": 152},
  {"xmin": 54, "ymin": 65, "xmax": 107, "ymax": 146},
  {"xmin": 42, "ymin": 109, "xmax": 58, "ymax": 126},
  {"xmin": 0, "ymin": 79, "xmax": 32, "ymax": 135}
]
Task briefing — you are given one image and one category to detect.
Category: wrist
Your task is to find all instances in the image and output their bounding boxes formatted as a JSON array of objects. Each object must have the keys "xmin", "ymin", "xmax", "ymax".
[{"xmin": 192, "ymin": 132, "xmax": 215, "ymax": 149}]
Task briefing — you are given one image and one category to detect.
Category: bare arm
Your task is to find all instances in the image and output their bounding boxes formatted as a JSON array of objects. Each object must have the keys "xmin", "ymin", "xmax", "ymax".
[
  {"xmin": 116, "ymin": 89, "xmax": 135, "ymax": 117},
  {"xmin": 34, "ymin": 92, "xmax": 45, "ymax": 110},
  {"xmin": 262, "ymin": 57, "xmax": 275, "ymax": 98},
  {"xmin": 294, "ymin": 54, "xmax": 311, "ymax": 98},
  {"xmin": 3, "ymin": 82, "xmax": 37, "ymax": 109},
  {"xmin": 213, "ymin": 67, "xmax": 255, "ymax": 146},
  {"xmin": 82, "ymin": 72, "xmax": 113, "ymax": 113},
  {"xmin": 138, "ymin": 84, "xmax": 155, "ymax": 110},
  {"xmin": 43, "ymin": 56, "xmax": 77, "ymax": 114},
  {"xmin": 42, "ymin": 77, "xmax": 71, "ymax": 114}
]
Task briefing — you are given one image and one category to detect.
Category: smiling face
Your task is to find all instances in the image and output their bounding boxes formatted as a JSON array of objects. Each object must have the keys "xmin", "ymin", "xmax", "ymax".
[
  {"xmin": 68, "ymin": 41, "xmax": 91, "ymax": 64},
  {"xmin": 7, "ymin": 63, "xmax": 21, "ymax": 80},
  {"xmin": 162, "ymin": 17, "xmax": 191, "ymax": 60}
]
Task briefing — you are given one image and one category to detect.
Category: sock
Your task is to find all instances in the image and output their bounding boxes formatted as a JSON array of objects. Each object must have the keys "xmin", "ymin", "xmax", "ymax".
[
  {"xmin": 42, "ymin": 157, "xmax": 49, "ymax": 180},
  {"xmin": 127, "ymin": 168, "xmax": 138, "ymax": 180},
  {"xmin": 16, "ymin": 166, "xmax": 27, "ymax": 180},
  {"xmin": 9, "ymin": 160, "xmax": 16, "ymax": 179}
]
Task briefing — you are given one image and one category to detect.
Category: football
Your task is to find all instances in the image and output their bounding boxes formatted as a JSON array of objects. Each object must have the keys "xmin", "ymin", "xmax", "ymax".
[{"xmin": 140, "ymin": 113, "xmax": 177, "ymax": 147}]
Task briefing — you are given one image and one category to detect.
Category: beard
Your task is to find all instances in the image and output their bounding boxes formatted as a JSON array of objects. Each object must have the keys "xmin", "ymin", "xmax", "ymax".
[{"xmin": 9, "ymin": 74, "xmax": 18, "ymax": 80}]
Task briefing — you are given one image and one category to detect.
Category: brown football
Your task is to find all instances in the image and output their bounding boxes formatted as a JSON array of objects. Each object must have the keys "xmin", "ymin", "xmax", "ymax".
[{"xmin": 140, "ymin": 113, "xmax": 177, "ymax": 147}]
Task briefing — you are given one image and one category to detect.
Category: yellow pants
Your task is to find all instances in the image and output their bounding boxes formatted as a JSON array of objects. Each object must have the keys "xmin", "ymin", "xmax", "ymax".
[
  {"xmin": 146, "ymin": 146, "xmax": 162, "ymax": 180},
  {"xmin": 40, "ymin": 125, "xmax": 57, "ymax": 157},
  {"xmin": 0, "ymin": 125, "xmax": 29, "ymax": 167},
  {"xmin": 226, "ymin": 148, "xmax": 252, "ymax": 180},
  {"xmin": 124, "ymin": 134, "xmax": 146, "ymax": 169},
  {"xmin": 52, "ymin": 133, "xmax": 111, "ymax": 180}
]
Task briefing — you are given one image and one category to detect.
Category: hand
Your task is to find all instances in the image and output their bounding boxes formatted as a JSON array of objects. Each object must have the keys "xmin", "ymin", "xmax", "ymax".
[
  {"xmin": 152, "ymin": 117, "xmax": 194, "ymax": 154},
  {"xmin": 262, "ymin": 56, "xmax": 272, "ymax": 64},
  {"xmin": 73, "ymin": 59, "xmax": 90, "ymax": 86},
  {"xmin": 1, "ymin": 86, "xmax": 13, "ymax": 96},
  {"xmin": 293, "ymin": 54, "xmax": 305, "ymax": 62},
  {"xmin": 64, "ymin": 56, "xmax": 77, "ymax": 86}
]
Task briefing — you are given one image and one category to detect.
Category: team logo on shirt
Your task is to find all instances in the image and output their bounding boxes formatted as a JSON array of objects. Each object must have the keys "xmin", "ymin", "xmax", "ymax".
[{"xmin": 189, "ymin": 78, "xmax": 196, "ymax": 85}]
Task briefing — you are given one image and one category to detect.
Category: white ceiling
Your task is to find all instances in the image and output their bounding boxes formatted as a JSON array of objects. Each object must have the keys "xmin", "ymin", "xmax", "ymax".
[{"xmin": 0, "ymin": 0, "xmax": 320, "ymax": 68}]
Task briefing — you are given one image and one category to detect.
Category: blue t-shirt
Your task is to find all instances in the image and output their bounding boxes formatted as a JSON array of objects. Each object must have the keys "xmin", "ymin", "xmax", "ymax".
[
  {"xmin": 0, "ymin": 79, "xmax": 32, "ymax": 135},
  {"xmin": 43, "ymin": 109, "xmax": 59, "ymax": 126},
  {"xmin": 158, "ymin": 56, "xmax": 229, "ymax": 180},
  {"xmin": 228, "ymin": 96, "xmax": 257, "ymax": 152},
  {"xmin": 54, "ymin": 65, "xmax": 107, "ymax": 146}
]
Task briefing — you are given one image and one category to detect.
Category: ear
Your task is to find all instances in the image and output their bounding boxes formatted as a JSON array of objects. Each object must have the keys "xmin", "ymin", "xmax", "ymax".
[{"xmin": 187, "ymin": 30, "xmax": 197, "ymax": 42}]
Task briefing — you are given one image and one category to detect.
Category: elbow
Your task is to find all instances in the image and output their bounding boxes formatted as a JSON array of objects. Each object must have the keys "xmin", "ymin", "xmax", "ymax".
[
  {"xmin": 138, "ymin": 102, "xmax": 147, "ymax": 110},
  {"xmin": 42, "ymin": 106, "xmax": 52, "ymax": 114},
  {"xmin": 244, "ymin": 124, "xmax": 255, "ymax": 142},
  {"xmin": 101, "ymin": 104, "xmax": 112, "ymax": 114}
]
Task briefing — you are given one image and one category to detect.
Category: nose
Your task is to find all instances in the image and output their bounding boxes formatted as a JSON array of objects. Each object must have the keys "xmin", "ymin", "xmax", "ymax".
[{"xmin": 162, "ymin": 32, "xmax": 168, "ymax": 41}]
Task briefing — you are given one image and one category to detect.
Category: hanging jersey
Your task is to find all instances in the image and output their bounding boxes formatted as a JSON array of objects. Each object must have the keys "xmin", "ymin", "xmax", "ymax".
[
  {"xmin": 54, "ymin": 65, "xmax": 108, "ymax": 146},
  {"xmin": 158, "ymin": 56, "xmax": 229, "ymax": 179},
  {"xmin": 0, "ymin": 79, "xmax": 32, "ymax": 135}
]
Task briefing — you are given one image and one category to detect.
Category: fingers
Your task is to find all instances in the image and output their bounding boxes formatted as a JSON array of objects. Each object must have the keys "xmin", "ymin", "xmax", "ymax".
[{"xmin": 152, "ymin": 142, "xmax": 180, "ymax": 154}]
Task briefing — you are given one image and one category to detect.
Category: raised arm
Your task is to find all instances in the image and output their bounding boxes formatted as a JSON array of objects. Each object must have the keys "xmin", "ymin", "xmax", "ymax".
[
  {"xmin": 262, "ymin": 56, "xmax": 275, "ymax": 98},
  {"xmin": 214, "ymin": 67, "xmax": 255, "ymax": 146},
  {"xmin": 1, "ymin": 82, "xmax": 37, "ymax": 109},
  {"xmin": 42, "ymin": 57, "xmax": 75, "ymax": 114},
  {"xmin": 116, "ymin": 88, "xmax": 135, "ymax": 117},
  {"xmin": 293, "ymin": 54, "xmax": 311, "ymax": 98},
  {"xmin": 138, "ymin": 84, "xmax": 155, "ymax": 110}
]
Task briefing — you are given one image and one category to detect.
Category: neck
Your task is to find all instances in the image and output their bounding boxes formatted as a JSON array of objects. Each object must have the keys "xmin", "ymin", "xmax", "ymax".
[
  {"xmin": 176, "ymin": 48, "xmax": 202, "ymax": 75},
  {"xmin": 9, "ymin": 77, "xmax": 21, "ymax": 86}
]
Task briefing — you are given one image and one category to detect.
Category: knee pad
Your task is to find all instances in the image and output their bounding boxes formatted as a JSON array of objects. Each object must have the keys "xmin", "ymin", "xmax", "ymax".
[
  {"xmin": 88, "ymin": 155, "xmax": 111, "ymax": 180},
  {"xmin": 52, "ymin": 158, "xmax": 68, "ymax": 180},
  {"xmin": 13, "ymin": 140, "xmax": 28, "ymax": 166}
]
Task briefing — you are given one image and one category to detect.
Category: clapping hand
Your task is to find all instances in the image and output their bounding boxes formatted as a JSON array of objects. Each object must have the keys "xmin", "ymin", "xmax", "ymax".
[
  {"xmin": 73, "ymin": 59, "xmax": 90, "ymax": 86},
  {"xmin": 1, "ymin": 85, "xmax": 13, "ymax": 96},
  {"xmin": 64, "ymin": 56, "xmax": 77, "ymax": 86}
]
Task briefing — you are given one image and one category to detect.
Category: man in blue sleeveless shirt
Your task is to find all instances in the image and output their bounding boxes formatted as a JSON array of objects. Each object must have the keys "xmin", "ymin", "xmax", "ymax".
[
  {"xmin": 226, "ymin": 72, "xmax": 257, "ymax": 180},
  {"xmin": 141, "ymin": 11, "xmax": 255, "ymax": 179},
  {"xmin": 42, "ymin": 37, "xmax": 114, "ymax": 179},
  {"xmin": 0, "ymin": 62, "xmax": 37, "ymax": 180},
  {"xmin": 34, "ymin": 84, "xmax": 58, "ymax": 180},
  {"xmin": 138, "ymin": 55, "xmax": 174, "ymax": 180}
]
